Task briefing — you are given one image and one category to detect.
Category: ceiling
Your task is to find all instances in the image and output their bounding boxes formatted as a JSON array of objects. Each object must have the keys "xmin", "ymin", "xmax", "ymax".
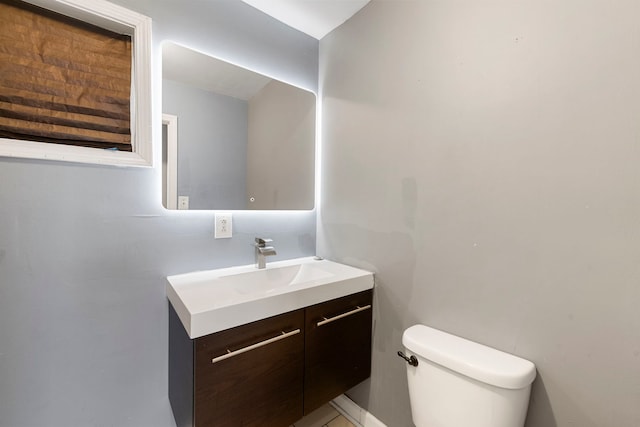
[
  {"xmin": 162, "ymin": 42, "xmax": 271, "ymax": 100},
  {"xmin": 240, "ymin": 0, "xmax": 370, "ymax": 40},
  {"xmin": 163, "ymin": 1, "xmax": 372, "ymax": 98}
]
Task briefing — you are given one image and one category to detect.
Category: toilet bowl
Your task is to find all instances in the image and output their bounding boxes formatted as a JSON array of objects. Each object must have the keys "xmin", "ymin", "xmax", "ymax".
[{"xmin": 400, "ymin": 325, "xmax": 536, "ymax": 427}]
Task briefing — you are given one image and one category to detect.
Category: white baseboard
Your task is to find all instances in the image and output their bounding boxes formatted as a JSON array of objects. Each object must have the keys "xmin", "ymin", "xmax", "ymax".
[{"xmin": 330, "ymin": 395, "xmax": 386, "ymax": 427}]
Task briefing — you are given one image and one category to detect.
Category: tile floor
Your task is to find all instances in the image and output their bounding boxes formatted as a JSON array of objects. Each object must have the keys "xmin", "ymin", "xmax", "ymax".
[{"xmin": 292, "ymin": 404, "xmax": 356, "ymax": 427}]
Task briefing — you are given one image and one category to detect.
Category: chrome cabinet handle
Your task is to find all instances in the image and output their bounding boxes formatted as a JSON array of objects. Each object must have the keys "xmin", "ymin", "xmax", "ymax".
[
  {"xmin": 317, "ymin": 304, "xmax": 372, "ymax": 327},
  {"xmin": 211, "ymin": 329, "xmax": 301, "ymax": 364}
]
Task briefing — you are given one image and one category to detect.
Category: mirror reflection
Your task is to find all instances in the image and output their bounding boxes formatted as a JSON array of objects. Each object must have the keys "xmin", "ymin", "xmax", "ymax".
[{"xmin": 161, "ymin": 42, "xmax": 316, "ymax": 210}]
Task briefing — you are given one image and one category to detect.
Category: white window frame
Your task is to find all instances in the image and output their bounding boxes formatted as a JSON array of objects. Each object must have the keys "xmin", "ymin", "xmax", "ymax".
[{"xmin": 0, "ymin": 0, "xmax": 153, "ymax": 167}]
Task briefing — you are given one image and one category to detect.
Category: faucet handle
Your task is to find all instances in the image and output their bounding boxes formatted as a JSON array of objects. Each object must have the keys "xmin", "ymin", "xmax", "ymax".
[{"xmin": 255, "ymin": 237, "xmax": 273, "ymax": 247}]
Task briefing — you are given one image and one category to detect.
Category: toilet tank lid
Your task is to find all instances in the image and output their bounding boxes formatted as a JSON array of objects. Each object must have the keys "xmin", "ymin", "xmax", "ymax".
[{"xmin": 402, "ymin": 325, "xmax": 536, "ymax": 390}]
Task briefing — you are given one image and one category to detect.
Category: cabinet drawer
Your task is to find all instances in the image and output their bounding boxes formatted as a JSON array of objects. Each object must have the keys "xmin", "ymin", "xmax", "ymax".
[
  {"xmin": 194, "ymin": 309, "xmax": 305, "ymax": 427},
  {"xmin": 304, "ymin": 289, "xmax": 373, "ymax": 414}
]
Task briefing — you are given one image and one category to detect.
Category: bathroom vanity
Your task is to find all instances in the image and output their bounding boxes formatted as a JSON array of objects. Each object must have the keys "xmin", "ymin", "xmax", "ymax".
[{"xmin": 167, "ymin": 258, "xmax": 374, "ymax": 427}]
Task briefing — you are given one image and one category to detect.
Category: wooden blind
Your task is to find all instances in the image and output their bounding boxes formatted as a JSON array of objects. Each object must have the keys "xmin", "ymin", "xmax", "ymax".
[{"xmin": 0, "ymin": 0, "xmax": 132, "ymax": 151}]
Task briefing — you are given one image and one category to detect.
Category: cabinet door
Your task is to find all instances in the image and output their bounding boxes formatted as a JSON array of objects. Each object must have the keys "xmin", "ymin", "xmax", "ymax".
[
  {"xmin": 194, "ymin": 309, "xmax": 305, "ymax": 427},
  {"xmin": 304, "ymin": 289, "xmax": 373, "ymax": 414}
]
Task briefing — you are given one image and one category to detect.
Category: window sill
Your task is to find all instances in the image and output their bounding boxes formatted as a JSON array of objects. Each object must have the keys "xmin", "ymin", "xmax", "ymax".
[{"xmin": 0, "ymin": 138, "xmax": 152, "ymax": 167}]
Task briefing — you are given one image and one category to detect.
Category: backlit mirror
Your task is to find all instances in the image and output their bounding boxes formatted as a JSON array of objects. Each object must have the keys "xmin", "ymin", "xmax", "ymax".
[{"xmin": 161, "ymin": 42, "xmax": 316, "ymax": 210}]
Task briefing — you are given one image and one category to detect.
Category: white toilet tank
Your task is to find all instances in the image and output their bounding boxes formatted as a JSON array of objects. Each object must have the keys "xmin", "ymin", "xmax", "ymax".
[{"xmin": 402, "ymin": 325, "xmax": 536, "ymax": 427}]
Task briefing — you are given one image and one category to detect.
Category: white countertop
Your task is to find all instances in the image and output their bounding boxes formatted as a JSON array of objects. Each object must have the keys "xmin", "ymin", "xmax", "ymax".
[{"xmin": 167, "ymin": 257, "xmax": 374, "ymax": 338}]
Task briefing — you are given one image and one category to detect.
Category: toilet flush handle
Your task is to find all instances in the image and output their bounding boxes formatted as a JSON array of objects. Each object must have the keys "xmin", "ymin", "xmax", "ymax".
[{"xmin": 397, "ymin": 350, "xmax": 419, "ymax": 367}]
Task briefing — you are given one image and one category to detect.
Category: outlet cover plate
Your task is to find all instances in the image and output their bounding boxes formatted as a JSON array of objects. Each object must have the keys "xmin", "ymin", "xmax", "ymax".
[
  {"xmin": 178, "ymin": 196, "xmax": 189, "ymax": 210},
  {"xmin": 215, "ymin": 213, "xmax": 232, "ymax": 239}
]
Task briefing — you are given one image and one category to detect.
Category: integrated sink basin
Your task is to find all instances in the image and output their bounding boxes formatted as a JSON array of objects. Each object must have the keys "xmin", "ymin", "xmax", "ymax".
[
  {"xmin": 219, "ymin": 262, "xmax": 335, "ymax": 295},
  {"xmin": 167, "ymin": 257, "xmax": 374, "ymax": 338}
]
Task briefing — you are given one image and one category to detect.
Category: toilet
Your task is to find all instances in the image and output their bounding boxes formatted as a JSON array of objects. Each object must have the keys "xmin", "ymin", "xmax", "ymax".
[{"xmin": 400, "ymin": 325, "xmax": 536, "ymax": 427}]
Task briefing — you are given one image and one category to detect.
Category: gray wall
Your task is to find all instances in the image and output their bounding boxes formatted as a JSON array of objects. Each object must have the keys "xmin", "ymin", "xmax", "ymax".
[
  {"xmin": 0, "ymin": 1, "xmax": 317, "ymax": 426},
  {"xmin": 247, "ymin": 80, "xmax": 316, "ymax": 210},
  {"xmin": 318, "ymin": 1, "xmax": 640, "ymax": 426},
  {"xmin": 163, "ymin": 78, "xmax": 248, "ymax": 210}
]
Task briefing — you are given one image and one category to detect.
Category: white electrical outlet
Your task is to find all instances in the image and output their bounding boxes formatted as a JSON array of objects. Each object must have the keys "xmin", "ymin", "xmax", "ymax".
[
  {"xmin": 215, "ymin": 213, "xmax": 232, "ymax": 239},
  {"xmin": 177, "ymin": 196, "xmax": 189, "ymax": 210}
]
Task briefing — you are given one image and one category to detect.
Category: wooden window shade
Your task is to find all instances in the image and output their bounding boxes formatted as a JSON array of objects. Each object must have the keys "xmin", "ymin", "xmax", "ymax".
[{"xmin": 0, "ymin": 0, "xmax": 132, "ymax": 151}]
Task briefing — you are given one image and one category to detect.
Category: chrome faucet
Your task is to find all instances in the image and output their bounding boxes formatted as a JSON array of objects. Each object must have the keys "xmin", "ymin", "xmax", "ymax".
[{"xmin": 254, "ymin": 237, "xmax": 277, "ymax": 269}]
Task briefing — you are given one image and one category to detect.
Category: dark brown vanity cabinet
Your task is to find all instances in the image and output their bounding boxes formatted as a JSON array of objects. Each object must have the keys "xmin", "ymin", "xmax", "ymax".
[
  {"xmin": 169, "ymin": 289, "xmax": 373, "ymax": 427},
  {"xmin": 303, "ymin": 290, "xmax": 373, "ymax": 414}
]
